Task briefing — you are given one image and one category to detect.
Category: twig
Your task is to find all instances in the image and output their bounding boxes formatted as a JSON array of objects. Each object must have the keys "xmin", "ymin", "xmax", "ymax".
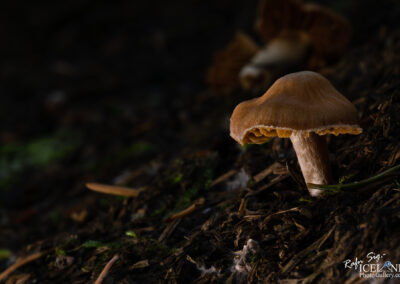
[
  {"xmin": 86, "ymin": 183, "xmax": 143, "ymax": 197},
  {"xmin": 130, "ymin": 259, "xmax": 149, "ymax": 269},
  {"xmin": 163, "ymin": 198, "xmax": 205, "ymax": 223},
  {"xmin": 94, "ymin": 254, "xmax": 119, "ymax": 284},
  {"xmin": 237, "ymin": 198, "xmax": 246, "ymax": 216},
  {"xmin": 210, "ymin": 169, "xmax": 237, "ymax": 187},
  {"xmin": 0, "ymin": 251, "xmax": 45, "ymax": 281},
  {"xmin": 246, "ymin": 175, "xmax": 289, "ymax": 197},
  {"xmin": 253, "ymin": 162, "xmax": 281, "ymax": 184},
  {"xmin": 307, "ymin": 164, "xmax": 400, "ymax": 192},
  {"xmin": 281, "ymin": 225, "xmax": 336, "ymax": 274},
  {"xmin": 158, "ymin": 219, "xmax": 181, "ymax": 242},
  {"xmin": 263, "ymin": 207, "xmax": 300, "ymax": 223},
  {"xmin": 163, "ymin": 204, "xmax": 196, "ymax": 223},
  {"xmin": 134, "ymin": 226, "xmax": 155, "ymax": 233}
]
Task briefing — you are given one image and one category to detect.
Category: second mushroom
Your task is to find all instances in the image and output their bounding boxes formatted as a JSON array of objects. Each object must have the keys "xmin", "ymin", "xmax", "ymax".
[{"xmin": 230, "ymin": 71, "xmax": 362, "ymax": 196}]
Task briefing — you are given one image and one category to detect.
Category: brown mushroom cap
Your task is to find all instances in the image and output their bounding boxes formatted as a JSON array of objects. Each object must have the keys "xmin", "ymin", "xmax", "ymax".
[{"xmin": 230, "ymin": 71, "xmax": 362, "ymax": 145}]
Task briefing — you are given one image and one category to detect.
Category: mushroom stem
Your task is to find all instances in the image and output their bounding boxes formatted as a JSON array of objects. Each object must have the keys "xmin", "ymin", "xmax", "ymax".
[
  {"xmin": 251, "ymin": 35, "xmax": 309, "ymax": 67},
  {"xmin": 290, "ymin": 132, "xmax": 332, "ymax": 196},
  {"xmin": 239, "ymin": 34, "xmax": 310, "ymax": 91}
]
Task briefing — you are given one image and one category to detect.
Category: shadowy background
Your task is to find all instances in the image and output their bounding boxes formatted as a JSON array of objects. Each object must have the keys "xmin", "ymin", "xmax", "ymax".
[{"xmin": 0, "ymin": 0, "xmax": 400, "ymax": 283}]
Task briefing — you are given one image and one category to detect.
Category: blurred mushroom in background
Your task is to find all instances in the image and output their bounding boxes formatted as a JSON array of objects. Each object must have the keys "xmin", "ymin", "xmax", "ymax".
[
  {"xmin": 206, "ymin": 32, "xmax": 260, "ymax": 95},
  {"xmin": 239, "ymin": 31, "xmax": 310, "ymax": 92},
  {"xmin": 207, "ymin": 0, "xmax": 352, "ymax": 94},
  {"xmin": 255, "ymin": 0, "xmax": 352, "ymax": 68}
]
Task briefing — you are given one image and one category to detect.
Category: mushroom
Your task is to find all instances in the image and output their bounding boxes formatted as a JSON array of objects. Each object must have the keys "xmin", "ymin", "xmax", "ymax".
[
  {"xmin": 207, "ymin": 32, "xmax": 260, "ymax": 95},
  {"xmin": 240, "ymin": 0, "xmax": 352, "ymax": 91},
  {"xmin": 239, "ymin": 32, "xmax": 309, "ymax": 91},
  {"xmin": 230, "ymin": 71, "xmax": 362, "ymax": 196},
  {"xmin": 255, "ymin": 0, "xmax": 352, "ymax": 65}
]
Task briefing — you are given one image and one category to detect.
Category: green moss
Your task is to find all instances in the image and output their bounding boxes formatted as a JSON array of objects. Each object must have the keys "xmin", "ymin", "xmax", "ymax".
[
  {"xmin": 172, "ymin": 173, "xmax": 183, "ymax": 185},
  {"xmin": 217, "ymin": 201, "xmax": 232, "ymax": 210},
  {"xmin": 97, "ymin": 196, "xmax": 126, "ymax": 211},
  {"xmin": 0, "ymin": 130, "xmax": 80, "ymax": 190},
  {"xmin": 338, "ymin": 174, "xmax": 355, "ymax": 184},
  {"xmin": 26, "ymin": 137, "xmax": 74, "ymax": 166},
  {"xmin": 0, "ymin": 249, "xmax": 12, "ymax": 260},
  {"xmin": 144, "ymin": 238, "xmax": 175, "ymax": 256},
  {"xmin": 298, "ymin": 198, "xmax": 313, "ymax": 204},
  {"xmin": 174, "ymin": 187, "xmax": 198, "ymax": 210},
  {"xmin": 203, "ymin": 168, "xmax": 214, "ymax": 189},
  {"xmin": 151, "ymin": 207, "xmax": 166, "ymax": 217},
  {"xmin": 169, "ymin": 247, "xmax": 179, "ymax": 254},
  {"xmin": 82, "ymin": 240, "xmax": 123, "ymax": 249},
  {"xmin": 322, "ymin": 188, "xmax": 341, "ymax": 196},
  {"xmin": 163, "ymin": 154, "xmax": 218, "ymax": 217},
  {"xmin": 114, "ymin": 195, "xmax": 128, "ymax": 202},
  {"xmin": 82, "ymin": 240, "xmax": 107, "ymax": 248},
  {"xmin": 125, "ymin": 231, "xmax": 139, "ymax": 239},
  {"xmin": 250, "ymin": 255, "xmax": 259, "ymax": 266},
  {"xmin": 247, "ymin": 179, "xmax": 255, "ymax": 188},
  {"xmin": 98, "ymin": 251, "xmax": 119, "ymax": 263},
  {"xmin": 238, "ymin": 144, "xmax": 249, "ymax": 151},
  {"xmin": 125, "ymin": 141, "xmax": 155, "ymax": 157},
  {"xmin": 49, "ymin": 211, "xmax": 62, "ymax": 226},
  {"xmin": 55, "ymin": 246, "xmax": 66, "ymax": 256},
  {"xmin": 99, "ymin": 198, "xmax": 111, "ymax": 209}
]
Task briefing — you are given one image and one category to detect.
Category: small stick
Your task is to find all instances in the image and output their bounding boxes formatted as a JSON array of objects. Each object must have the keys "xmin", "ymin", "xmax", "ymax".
[
  {"xmin": 163, "ymin": 198, "xmax": 205, "ymax": 223},
  {"xmin": 237, "ymin": 198, "xmax": 246, "ymax": 216},
  {"xmin": 94, "ymin": 254, "xmax": 119, "ymax": 284},
  {"xmin": 86, "ymin": 183, "xmax": 142, "ymax": 197},
  {"xmin": 253, "ymin": 162, "xmax": 281, "ymax": 184},
  {"xmin": 246, "ymin": 175, "xmax": 288, "ymax": 197},
  {"xmin": 134, "ymin": 226, "xmax": 155, "ymax": 233},
  {"xmin": 0, "ymin": 251, "xmax": 45, "ymax": 281},
  {"xmin": 163, "ymin": 205, "xmax": 196, "ymax": 223},
  {"xmin": 210, "ymin": 169, "xmax": 237, "ymax": 187},
  {"xmin": 263, "ymin": 207, "xmax": 300, "ymax": 222},
  {"xmin": 307, "ymin": 164, "xmax": 400, "ymax": 192},
  {"xmin": 130, "ymin": 259, "xmax": 149, "ymax": 269},
  {"xmin": 158, "ymin": 219, "xmax": 181, "ymax": 242}
]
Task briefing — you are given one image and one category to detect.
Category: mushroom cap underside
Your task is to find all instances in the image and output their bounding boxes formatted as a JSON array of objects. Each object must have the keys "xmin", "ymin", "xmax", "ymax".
[
  {"xmin": 231, "ymin": 124, "xmax": 362, "ymax": 145},
  {"xmin": 230, "ymin": 71, "xmax": 362, "ymax": 145}
]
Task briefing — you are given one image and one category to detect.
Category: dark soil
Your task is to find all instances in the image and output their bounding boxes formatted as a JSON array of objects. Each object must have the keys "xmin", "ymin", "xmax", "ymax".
[{"xmin": 1, "ymin": 0, "xmax": 400, "ymax": 283}]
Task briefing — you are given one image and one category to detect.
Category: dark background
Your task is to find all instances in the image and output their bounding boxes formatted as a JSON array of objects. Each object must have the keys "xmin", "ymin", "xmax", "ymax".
[
  {"xmin": 1, "ymin": 0, "xmax": 399, "ymax": 138},
  {"xmin": 0, "ymin": 0, "xmax": 400, "ymax": 283}
]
